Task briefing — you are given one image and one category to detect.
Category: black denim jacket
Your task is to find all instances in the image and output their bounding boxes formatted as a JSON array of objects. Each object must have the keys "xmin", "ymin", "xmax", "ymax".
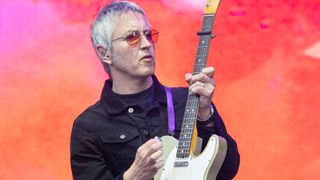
[{"xmin": 70, "ymin": 76, "xmax": 240, "ymax": 180}]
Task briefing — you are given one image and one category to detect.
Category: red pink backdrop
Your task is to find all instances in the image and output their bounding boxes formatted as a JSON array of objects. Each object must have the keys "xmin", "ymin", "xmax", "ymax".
[{"xmin": 1, "ymin": 0, "xmax": 320, "ymax": 179}]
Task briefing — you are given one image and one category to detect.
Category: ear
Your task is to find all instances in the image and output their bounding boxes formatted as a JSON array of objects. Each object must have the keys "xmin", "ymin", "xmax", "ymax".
[{"xmin": 96, "ymin": 45, "xmax": 112, "ymax": 65}]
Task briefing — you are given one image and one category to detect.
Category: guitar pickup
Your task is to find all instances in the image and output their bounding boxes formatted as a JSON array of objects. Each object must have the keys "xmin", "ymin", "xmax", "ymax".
[{"xmin": 174, "ymin": 161, "xmax": 189, "ymax": 167}]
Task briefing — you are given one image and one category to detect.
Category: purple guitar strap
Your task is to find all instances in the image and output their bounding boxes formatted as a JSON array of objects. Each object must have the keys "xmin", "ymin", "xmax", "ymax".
[{"xmin": 165, "ymin": 87, "xmax": 175, "ymax": 136}]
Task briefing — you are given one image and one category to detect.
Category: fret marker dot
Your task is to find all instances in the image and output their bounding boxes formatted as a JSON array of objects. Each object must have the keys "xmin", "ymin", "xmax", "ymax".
[{"xmin": 202, "ymin": 41, "xmax": 204, "ymax": 43}]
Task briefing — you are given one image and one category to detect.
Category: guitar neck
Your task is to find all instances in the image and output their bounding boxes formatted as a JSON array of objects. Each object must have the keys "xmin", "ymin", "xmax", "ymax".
[{"xmin": 176, "ymin": 13, "xmax": 217, "ymax": 159}]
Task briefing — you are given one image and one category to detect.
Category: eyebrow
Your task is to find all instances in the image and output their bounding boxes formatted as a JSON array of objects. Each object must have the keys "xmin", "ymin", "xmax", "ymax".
[
  {"xmin": 121, "ymin": 28, "xmax": 152, "ymax": 36},
  {"xmin": 120, "ymin": 29, "xmax": 138, "ymax": 37}
]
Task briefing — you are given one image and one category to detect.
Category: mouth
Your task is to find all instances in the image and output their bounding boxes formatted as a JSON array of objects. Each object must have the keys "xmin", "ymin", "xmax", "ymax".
[{"xmin": 140, "ymin": 55, "xmax": 153, "ymax": 62}]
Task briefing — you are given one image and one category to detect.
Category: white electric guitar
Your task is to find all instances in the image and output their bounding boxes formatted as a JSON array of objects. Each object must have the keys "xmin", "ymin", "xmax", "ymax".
[{"xmin": 154, "ymin": 0, "xmax": 226, "ymax": 180}]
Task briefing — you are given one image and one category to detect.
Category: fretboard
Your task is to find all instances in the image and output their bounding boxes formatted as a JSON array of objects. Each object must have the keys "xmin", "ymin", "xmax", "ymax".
[{"xmin": 176, "ymin": 14, "xmax": 215, "ymax": 159}]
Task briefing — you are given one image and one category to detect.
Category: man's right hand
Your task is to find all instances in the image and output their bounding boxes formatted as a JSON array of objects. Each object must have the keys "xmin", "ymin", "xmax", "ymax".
[{"xmin": 124, "ymin": 137, "xmax": 164, "ymax": 180}]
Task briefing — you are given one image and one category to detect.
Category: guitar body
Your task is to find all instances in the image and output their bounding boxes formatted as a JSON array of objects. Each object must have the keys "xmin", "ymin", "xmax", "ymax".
[{"xmin": 154, "ymin": 135, "xmax": 227, "ymax": 180}]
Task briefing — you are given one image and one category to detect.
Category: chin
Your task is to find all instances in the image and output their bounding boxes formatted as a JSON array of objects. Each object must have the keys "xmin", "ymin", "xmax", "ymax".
[{"xmin": 138, "ymin": 68, "xmax": 154, "ymax": 78}]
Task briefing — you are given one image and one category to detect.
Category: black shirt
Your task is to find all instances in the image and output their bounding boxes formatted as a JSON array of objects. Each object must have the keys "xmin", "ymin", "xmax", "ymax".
[{"xmin": 70, "ymin": 76, "xmax": 240, "ymax": 180}]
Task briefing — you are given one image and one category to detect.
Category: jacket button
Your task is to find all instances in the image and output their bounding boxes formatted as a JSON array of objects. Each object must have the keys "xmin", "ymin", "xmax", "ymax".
[
  {"xmin": 128, "ymin": 107, "xmax": 134, "ymax": 113},
  {"xmin": 143, "ymin": 129, "xmax": 149, "ymax": 136},
  {"xmin": 120, "ymin": 134, "xmax": 126, "ymax": 139}
]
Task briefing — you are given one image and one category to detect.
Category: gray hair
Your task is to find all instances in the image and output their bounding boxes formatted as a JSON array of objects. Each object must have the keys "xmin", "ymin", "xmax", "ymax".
[{"xmin": 90, "ymin": 1, "xmax": 146, "ymax": 75}]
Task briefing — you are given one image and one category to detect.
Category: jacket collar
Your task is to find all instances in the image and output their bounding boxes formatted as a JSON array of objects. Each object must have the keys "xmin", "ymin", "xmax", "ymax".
[{"xmin": 101, "ymin": 75, "xmax": 168, "ymax": 114}]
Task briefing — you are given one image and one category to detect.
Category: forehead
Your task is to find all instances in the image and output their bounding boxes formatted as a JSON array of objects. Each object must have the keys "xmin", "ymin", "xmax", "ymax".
[{"xmin": 112, "ymin": 12, "xmax": 151, "ymax": 37}]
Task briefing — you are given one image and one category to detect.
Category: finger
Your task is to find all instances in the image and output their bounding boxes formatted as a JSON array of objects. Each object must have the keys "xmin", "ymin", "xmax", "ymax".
[
  {"xmin": 137, "ymin": 138, "xmax": 156, "ymax": 153},
  {"xmin": 154, "ymin": 160, "xmax": 164, "ymax": 170},
  {"xmin": 148, "ymin": 160, "xmax": 164, "ymax": 172},
  {"xmin": 150, "ymin": 149, "xmax": 163, "ymax": 163},
  {"xmin": 201, "ymin": 66, "xmax": 215, "ymax": 78},
  {"xmin": 185, "ymin": 73, "xmax": 192, "ymax": 83},
  {"xmin": 189, "ymin": 73, "xmax": 212, "ymax": 85},
  {"xmin": 137, "ymin": 139, "xmax": 163, "ymax": 159},
  {"xmin": 189, "ymin": 82, "xmax": 214, "ymax": 96},
  {"xmin": 141, "ymin": 137, "xmax": 162, "ymax": 150},
  {"xmin": 147, "ymin": 160, "xmax": 164, "ymax": 177},
  {"xmin": 212, "ymin": 79, "xmax": 216, "ymax": 87}
]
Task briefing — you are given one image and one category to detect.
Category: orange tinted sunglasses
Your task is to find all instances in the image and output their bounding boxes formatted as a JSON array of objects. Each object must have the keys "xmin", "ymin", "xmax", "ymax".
[{"xmin": 112, "ymin": 29, "xmax": 159, "ymax": 46}]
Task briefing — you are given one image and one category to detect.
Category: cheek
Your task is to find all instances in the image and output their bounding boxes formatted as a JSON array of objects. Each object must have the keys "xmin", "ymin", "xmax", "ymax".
[
  {"xmin": 112, "ymin": 46, "xmax": 141, "ymax": 66},
  {"xmin": 126, "ymin": 48, "xmax": 140, "ymax": 64},
  {"xmin": 116, "ymin": 49, "xmax": 139, "ymax": 68},
  {"xmin": 113, "ymin": 47, "xmax": 132, "ymax": 61}
]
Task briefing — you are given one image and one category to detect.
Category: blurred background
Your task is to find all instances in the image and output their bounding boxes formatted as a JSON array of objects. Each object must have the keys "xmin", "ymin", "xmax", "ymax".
[{"xmin": 1, "ymin": 0, "xmax": 319, "ymax": 179}]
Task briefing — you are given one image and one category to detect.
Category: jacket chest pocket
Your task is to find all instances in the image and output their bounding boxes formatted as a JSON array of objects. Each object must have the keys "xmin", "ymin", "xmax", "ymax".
[{"xmin": 98, "ymin": 128, "xmax": 141, "ymax": 170}]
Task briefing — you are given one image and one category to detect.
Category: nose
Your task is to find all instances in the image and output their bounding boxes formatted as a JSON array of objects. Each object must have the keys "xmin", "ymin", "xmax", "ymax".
[{"xmin": 140, "ymin": 34, "xmax": 152, "ymax": 49}]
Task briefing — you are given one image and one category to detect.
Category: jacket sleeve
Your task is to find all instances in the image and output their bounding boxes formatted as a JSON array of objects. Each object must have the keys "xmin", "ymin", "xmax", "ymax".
[
  {"xmin": 197, "ymin": 103, "xmax": 240, "ymax": 180},
  {"xmin": 70, "ymin": 119, "xmax": 124, "ymax": 180}
]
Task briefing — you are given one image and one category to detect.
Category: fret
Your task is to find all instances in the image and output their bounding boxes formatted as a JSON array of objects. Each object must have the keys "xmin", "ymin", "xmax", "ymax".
[
  {"xmin": 179, "ymin": 135, "xmax": 192, "ymax": 138},
  {"xmin": 185, "ymin": 103, "xmax": 198, "ymax": 107},
  {"xmin": 179, "ymin": 137, "xmax": 193, "ymax": 142},
  {"xmin": 179, "ymin": 137, "xmax": 193, "ymax": 141},
  {"xmin": 194, "ymin": 63, "xmax": 207, "ymax": 66},
  {"xmin": 183, "ymin": 114, "xmax": 196, "ymax": 118},
  {"xmin": 183, "ymin": 111, "xmax": 197, "ymax": 115},
  {"xmin": 183, "ymin": 118, "xmax": 196, "ymax": 122},
  {"xmin": 177, "ymin": 146, "xmax": 192, "ymax": 150},
  {"xmin": 179, "ymin": 132, "xmax": 193, "ymax": 136},
  {"xmin": 179, "ymin": 129, "xmax": 194, "ymax": 135},
  {"xmin": 179, "ymin": 132, "xmax": 194, "ymax": 136},
  {"xmin": 182, "ymin": 114, "xmax": 196, "ymax": 117},
  {"xmin": 183, "ymin": 111, "xmax": 196, "ymax": 115},
  {"xmin": 198, "ymin": 45, "xmax": 210, "ymax": 50},
  {"xmin": 185, "ymin": 98, "xmax": 198, "ymax": 103},
  {"xmin": 194, "ymin": 63, "xmax": 205, "ymax": 68},
  {"xmin": 185, "ymin": 99, "xmax": 198, "ymax": 104},
  {"xmin": 180, "ymin": 126, "xmax": 194, "ymax": 130},
  {"xmin": 180, "ymin": 128, "xmax": 194, "ymax": 132},
  {"xmin": 179, "ymin": 131, "xmax": 193, "ymax": 136},
  {"xmin": 179, "ymin": 130, "xmax": 194, "ymax": 134},
  {"xmin": 177, "ymin": 145, "xmax": 192, "ymax": 149},
  {"xmin": 180, "ymin": 125, "xmax": 194, "ymax": 129},
  {"xmin": 180, "ymin": 127, "xmax": 194, "ymax": 132},
  {"xmin": 179, "ymin": 140, "xmax": 191, "ymax": 144},
  {"xmin": 179, "ymin": 136, "xmax": 193, "ymax": 140},
  {"xmin": 179, "ymin": 133, "xmax": 193, "ymax": 137}
]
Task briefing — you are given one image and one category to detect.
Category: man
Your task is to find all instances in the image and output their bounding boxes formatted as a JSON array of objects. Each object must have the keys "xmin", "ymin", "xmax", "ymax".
[{"xmin": 70, "ymin": 1, "xmax": 240, "ymax": 180}]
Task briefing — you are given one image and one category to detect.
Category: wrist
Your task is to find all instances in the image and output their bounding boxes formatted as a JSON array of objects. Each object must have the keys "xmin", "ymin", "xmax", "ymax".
[
  {"xmin": 198, "ymin": 105, "xmax": 212, "ymax": 121},
  {"xmin": 197, "ymin": 105, "xmax": 214, "ymax": 126}
]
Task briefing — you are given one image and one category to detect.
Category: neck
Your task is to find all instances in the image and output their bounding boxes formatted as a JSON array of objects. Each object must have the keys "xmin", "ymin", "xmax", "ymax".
[{"xmin": 111, "ymin": 75, "xmax": 153, "ymax": 94}]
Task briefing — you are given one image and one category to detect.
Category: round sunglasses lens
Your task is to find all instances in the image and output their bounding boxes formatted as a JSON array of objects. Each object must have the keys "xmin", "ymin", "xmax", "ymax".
[{"xmin": 126, "ymin": 32, "xmax": 141, "ymax": 46}]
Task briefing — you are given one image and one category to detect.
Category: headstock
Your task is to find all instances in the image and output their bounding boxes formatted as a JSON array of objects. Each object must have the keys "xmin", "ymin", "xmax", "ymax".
[{"xmin": 204, "ymin": 0, "xmax": 222, "ymax": 14}]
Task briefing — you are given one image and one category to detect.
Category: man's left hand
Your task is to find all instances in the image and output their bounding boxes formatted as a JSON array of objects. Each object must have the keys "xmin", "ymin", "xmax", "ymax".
[{"xmin": 185, "ymin": 66, "xmax": 215, "ymax": 119}]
